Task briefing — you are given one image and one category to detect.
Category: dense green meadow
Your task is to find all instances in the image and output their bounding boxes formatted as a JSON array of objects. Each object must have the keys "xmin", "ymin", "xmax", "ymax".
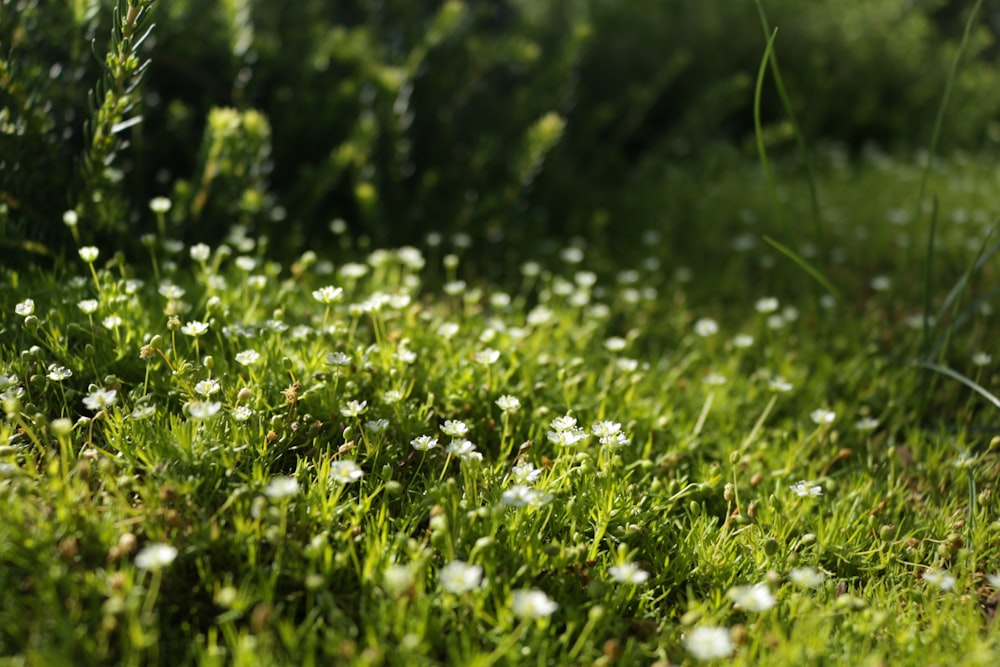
[{"xmin": 4, "ymin": 1, "xmax": 1000, "ymax": 665}]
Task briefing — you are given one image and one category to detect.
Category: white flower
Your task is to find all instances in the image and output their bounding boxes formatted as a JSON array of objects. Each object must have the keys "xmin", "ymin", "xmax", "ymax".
[
  {"xmin": 733, "ymin": 334, "xmax": 755, "ymax": 348},
  {"xmin": 590, "ymin": 421, "xmax": 621, "ymax": 438},
  {"xmin": 703, "ymin": 372, "xmax": 727, "ymax": 386},
  {"xmin": 474, "ymin": 348, "xmax": 500, "ymax": 365},
  {"xmin": 383, "ymin": 389, "xmax": 404, "ymax": 404},
  {"xmin": 15, "ymin": 299, "xmax": 34, "ymax": 317},
  {"xmin": 437, "ymin": 322, "xmax": 460, "ymax": 340},
  {"xmin": 410, "ymin": 435, "xmax": 439, "ymax": 451},
  {"xmin": 608, "ymin": 562, "xmax": 650, "ymax": 585},
  {"xmin": 549, "ymin": 415, "xmax": 577, "ymax": 431},
  {"xmin": 189, "ymin": 243, "xmax": 211, "ymax": 262},
  {"xmin": 510, "ymin": 462, "xmax": 542, "ymax": 484},
  {"xmin": 63, "ymin": 210, "xmax": 79, "ymax": 227},
  {"xmin": 789, "ymin": 480, "xmax": 823, "ymax": 497},
  {"xmin": 46, "ymin": 365, "xmax": 73, "ymax": 382},
  {"xmin": 102, "ymin": 315, "xmax": 122, "ymax": 329},
  {"xmin": 446, "ymin": 439, "xmax": 482, "ymax": 461},
  {"xmin": 235, "ymin": 349, "xmax": 260, "ymax": 366},
  {"xmin": 78, "ymin": 299, "xmax": 99, "ymax": 315},
  {"xmin": 694, "ymin": 318, "xmax": 718, "ymax": 337},
  {"xmin": 972, "ymin": 352, "xmax": 992, "ymax": 367},
  {"xmin": 135, "ymin": 543, "xmax": 178, "ymax": 571},
  {"xmin": 327, "ymin": 352, "xmax": 351, "ymax": 366},
  {"xmin": 870, "ymin": 275, "xmax": 891, "ymax": 291},
  {"xmin": 789, "ymin": 567, "xmax": 825, "ymax": 589},
  {"xmin": 188, "ymin": 401, "xmax": 222, "ymax": 420},
  {"xmin": 235, "ymin": 256, "xmax": 256, "ymax": 272},
  {"xmin": 755, "ymin": 297, "xmax": 779, "ymax": 313},
  {"xmin": 986, "ymin": 574, "xmax": 1000, "ymax": 588},
  {"xmin": 83, "ymin": 388, "xmax": 117, "ymax": 411},
  {"xmin": 501, "ymin": 485, "xmax": 551, "ymax": 508},
  {"xmin": 439, "ymin": 560, "xmax": 484, "ymax": 594},
  {"xmin": 684, "ymin": 626, "xmax": 734, "ymax": 661},
  {"xmin": 329, "ymin": 460, "xmax": 363, "ymax": 484},
  {"xmin": 768, "ymin": 377, "xmax": 794, "ymax": 392},
  {"xmin": 181, "ymin": 321, "xmax": 209, "ymax": 337},
  {"xmin": 922, "ymin": 569, "xmax": 956, "ymax": 591},
  {"xmin": 158, "ymin": 283, "xmax": 186, "ymax": 299},
  {"xmin": 339, "ymin": 262, "xmax": 369, "ymax": 279},
  {"xmin": 78, "ymin": 246, "xmax": 100, "ymax": 263},
  {"xmin": 810, "ymin": 408, "xmax": 836, "ymax": 425},
  {"xmin": 131, "ymin": 404, "xmax": 156, "ymax": 420},
  {"xmin": 383, "ymin": 564, "xmax": 415, "ymax": 596},
  {"xmin": 728, "ymin": 582, "xmax": 776, "ymax": 612},
  {"xmin": 546, "ymin": 428, "xmax": 588, "ymax": 447},
  {"xmin": 264, "ymin": 476, "xmax": 299, "ymax": 500},
  {"xmin": 312, "ymin": 285, "xmax": 344, "ymax": 303},
  {"xmin": 496, "ymin": 395, "xmax": 521, "ymax": 412},
  {"xmin": 194, "ymin": 379, "xmax": 220, "ymax": 396},
  {"xmin": 855, "ymin": 417, "xmax": 880, "ymax": 431},
  {"xmin": 340, "ymin": 400, "xmax": 368, "ymax": 417},
  {"xmin": 366, "ymin": 418, "xmax": 390, "ymax": 434},
  {"xmin": 232, "ymin": 405, "xmax": 254, "ymax": 421},
  {"xmin": 441, "ymin": 420, "xmax": 469, "ymax": 437},
  {"xmin": 511, "ymin": 589, "xmax": 558, "ymax": 619},
  {"xmin": 604, "ymin": 337, "xmax": 627, "ymax": 352},
  {"xmin": 149, "ymin": 197, "xmax": 172, "ymax": 214}
]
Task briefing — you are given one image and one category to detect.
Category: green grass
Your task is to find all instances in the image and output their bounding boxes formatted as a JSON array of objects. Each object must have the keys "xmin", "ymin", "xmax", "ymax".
[{"xmin": 2, "ymin": 151, "xmax": 1000, "ymax": 666}]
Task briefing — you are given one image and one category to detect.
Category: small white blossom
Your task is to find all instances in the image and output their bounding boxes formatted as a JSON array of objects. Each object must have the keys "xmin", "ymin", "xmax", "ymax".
[
  {"xmin": 329, "ymin": 459, "xmax": 363, "ymax": 484},
  {"xmin": 768, "ymin": 377, "xmax": 794, "ymax": 392},
  {"xmin": 789, "ymin": 480, "xmax": 823, "ymax": 497},
  {"xmin": 232, "ymin": 405, "xmax": 254, "ymax": 421},
  {"xmin": 694, "ymin": 318, "xmax": 718, "ymax": 337},
  {"xmin": 78, "ymin": 246, "xmax": 100, "ymax": 263},
  {"xmin": 510, "ymin": 462, "xmax": 542, "ymax": 484},
  {"xmin": 340, "ymin": 400, "xmax": 368, "ymax": 417},
  {"xmin": 135, "ymin": 543, "xmax": 178, "ymax": 571},
  {"xmin": 474, "ymin": 348, "xmax": 500, "ymax": 365},
  {"xmin": 608, "ymin": 562, "xmax": 650, "ymax": 585},
  {"xmin": 78, "ymin": 299, "xmax": 99, "ymax": 315},
  {"xmin": 312, "ymin": 285, "xmax": 344, "ymax": 303},
  {"xmin": 410, "ymin": 435, "xmax": 439, "ymax": 451},
  {"xmin": 83, "ymin": 388, "xmax": 117, "ymax": 411},
  {"xmin": 181, "ymin": 321, "xmax": 209, "ymax": 337},
  {"xmin": 855, "ymin": 417, "xmax": 880, "ymax": 431},
  {"xmin": 149, "ymin": 197, "xmax": 172, "ymax": 214},
  {"xmin": 590, "ymin": 421, "xmax": 621, "ymax": 438},
  {"xmin": 972, "ymin": 352, "xmax": 992, "ymax": 367},
  {"xmin": 502, "ymin": 485, "xmax": 551, "ymax": 508},
  {"xmin": 511, "ymin": 589, "xmax": 558, "ymax": 619},
  {"xmin": 188, "ymin": 401, "xmax": 222, "ymax": 420},
  {"xmin": 922, "ymin": 569, "xmax": 956, "ymax": 591},
  {"xmin": 190, "ymin": 243, "xmax": 211, "ymax": 262},
  {"xmin": 810, "ymin": 408, "xmax": 836, "ymax": 425},
  {"xmin": 755, "ymin": 297, "xmax": 779, "ymax": 313},
  {"xmin": 264, "ymin": 476, "xmax": 299, "ymax": 500},
  {"xmin": 194, "ymin": 379, "xmax": 220, "ymax": 396},
  {"xmin": 446, "ymin": 439, "xmax": 482, "ymax": 461},
  {"xmin": 789, "ymin": 567, "xmax": 825, "ymax": 589},
  {"xmin": 46, "ymin": 365, "xmax": 73, "ymax": 382},
  {"xmin": 549, "ymin": 415, "xmax": 577, "ymax": 431},
  {"xmin": 15, "ymin": 299, "xmax": 34, "ymax": 317},
  {"xmin": 496, "ymin": 395, "xmax": 521, "ymax": 412},
  {"xmin": 441, "ymin": 420, "xmax": 469, "ymax": 437},
  {"xmin": 235, "ymin": 349, "xmax": 260, "ymax": 366},
  {"xmin": 684, "ymin": 626, "xmax": 734, "ymax": 661},
  {"xmin": 604, "ymin": 337, "xmax": 627, "ymax": 352},
  {"xmin": 439, "ymin": 560, "xmax": 484, "ymax": 594},
  {"xmin": 728, "ymin": 582, "xmax": 776, "ymax": 612},
  {"xmin": 131, "ymin": 404, "xmax": 156, "ymax": 420}
]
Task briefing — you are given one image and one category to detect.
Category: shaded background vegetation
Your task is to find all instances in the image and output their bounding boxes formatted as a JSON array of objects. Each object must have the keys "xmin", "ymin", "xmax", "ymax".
[{"xmin": 2, "ymin": 0, "xmax": 999, "ymax": 264}]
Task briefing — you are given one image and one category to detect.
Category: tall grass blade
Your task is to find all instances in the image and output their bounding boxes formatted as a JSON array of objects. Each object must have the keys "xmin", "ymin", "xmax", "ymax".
[
  {"xmin": 753, "ymin": 0, "xmax": 823, "ymax": 247},
  {"xmin": 753, "ymin": 28, "xmax": 782, "ymax": 232},
  {"xmin": 908, "ymin": 0, "xmax": 985, "ymax": 269},
  {"xmin": 763, "ymin": 235, "xmax": 842, "ymax": 303},
  {"xmin": 913, "ymin": 361, "xmax": 1000, "ymax": 412}
]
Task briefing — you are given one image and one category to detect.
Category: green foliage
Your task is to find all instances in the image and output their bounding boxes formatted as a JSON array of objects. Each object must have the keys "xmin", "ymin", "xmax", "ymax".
[{"xmin": 3, "ymin": 0, "xmax": 1000, "ymax": 261}]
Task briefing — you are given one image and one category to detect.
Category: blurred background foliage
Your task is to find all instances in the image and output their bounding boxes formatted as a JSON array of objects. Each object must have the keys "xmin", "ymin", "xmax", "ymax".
[{"xmin": 2, "ymin": 0, "xmax": 999, "ymax": 264}]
